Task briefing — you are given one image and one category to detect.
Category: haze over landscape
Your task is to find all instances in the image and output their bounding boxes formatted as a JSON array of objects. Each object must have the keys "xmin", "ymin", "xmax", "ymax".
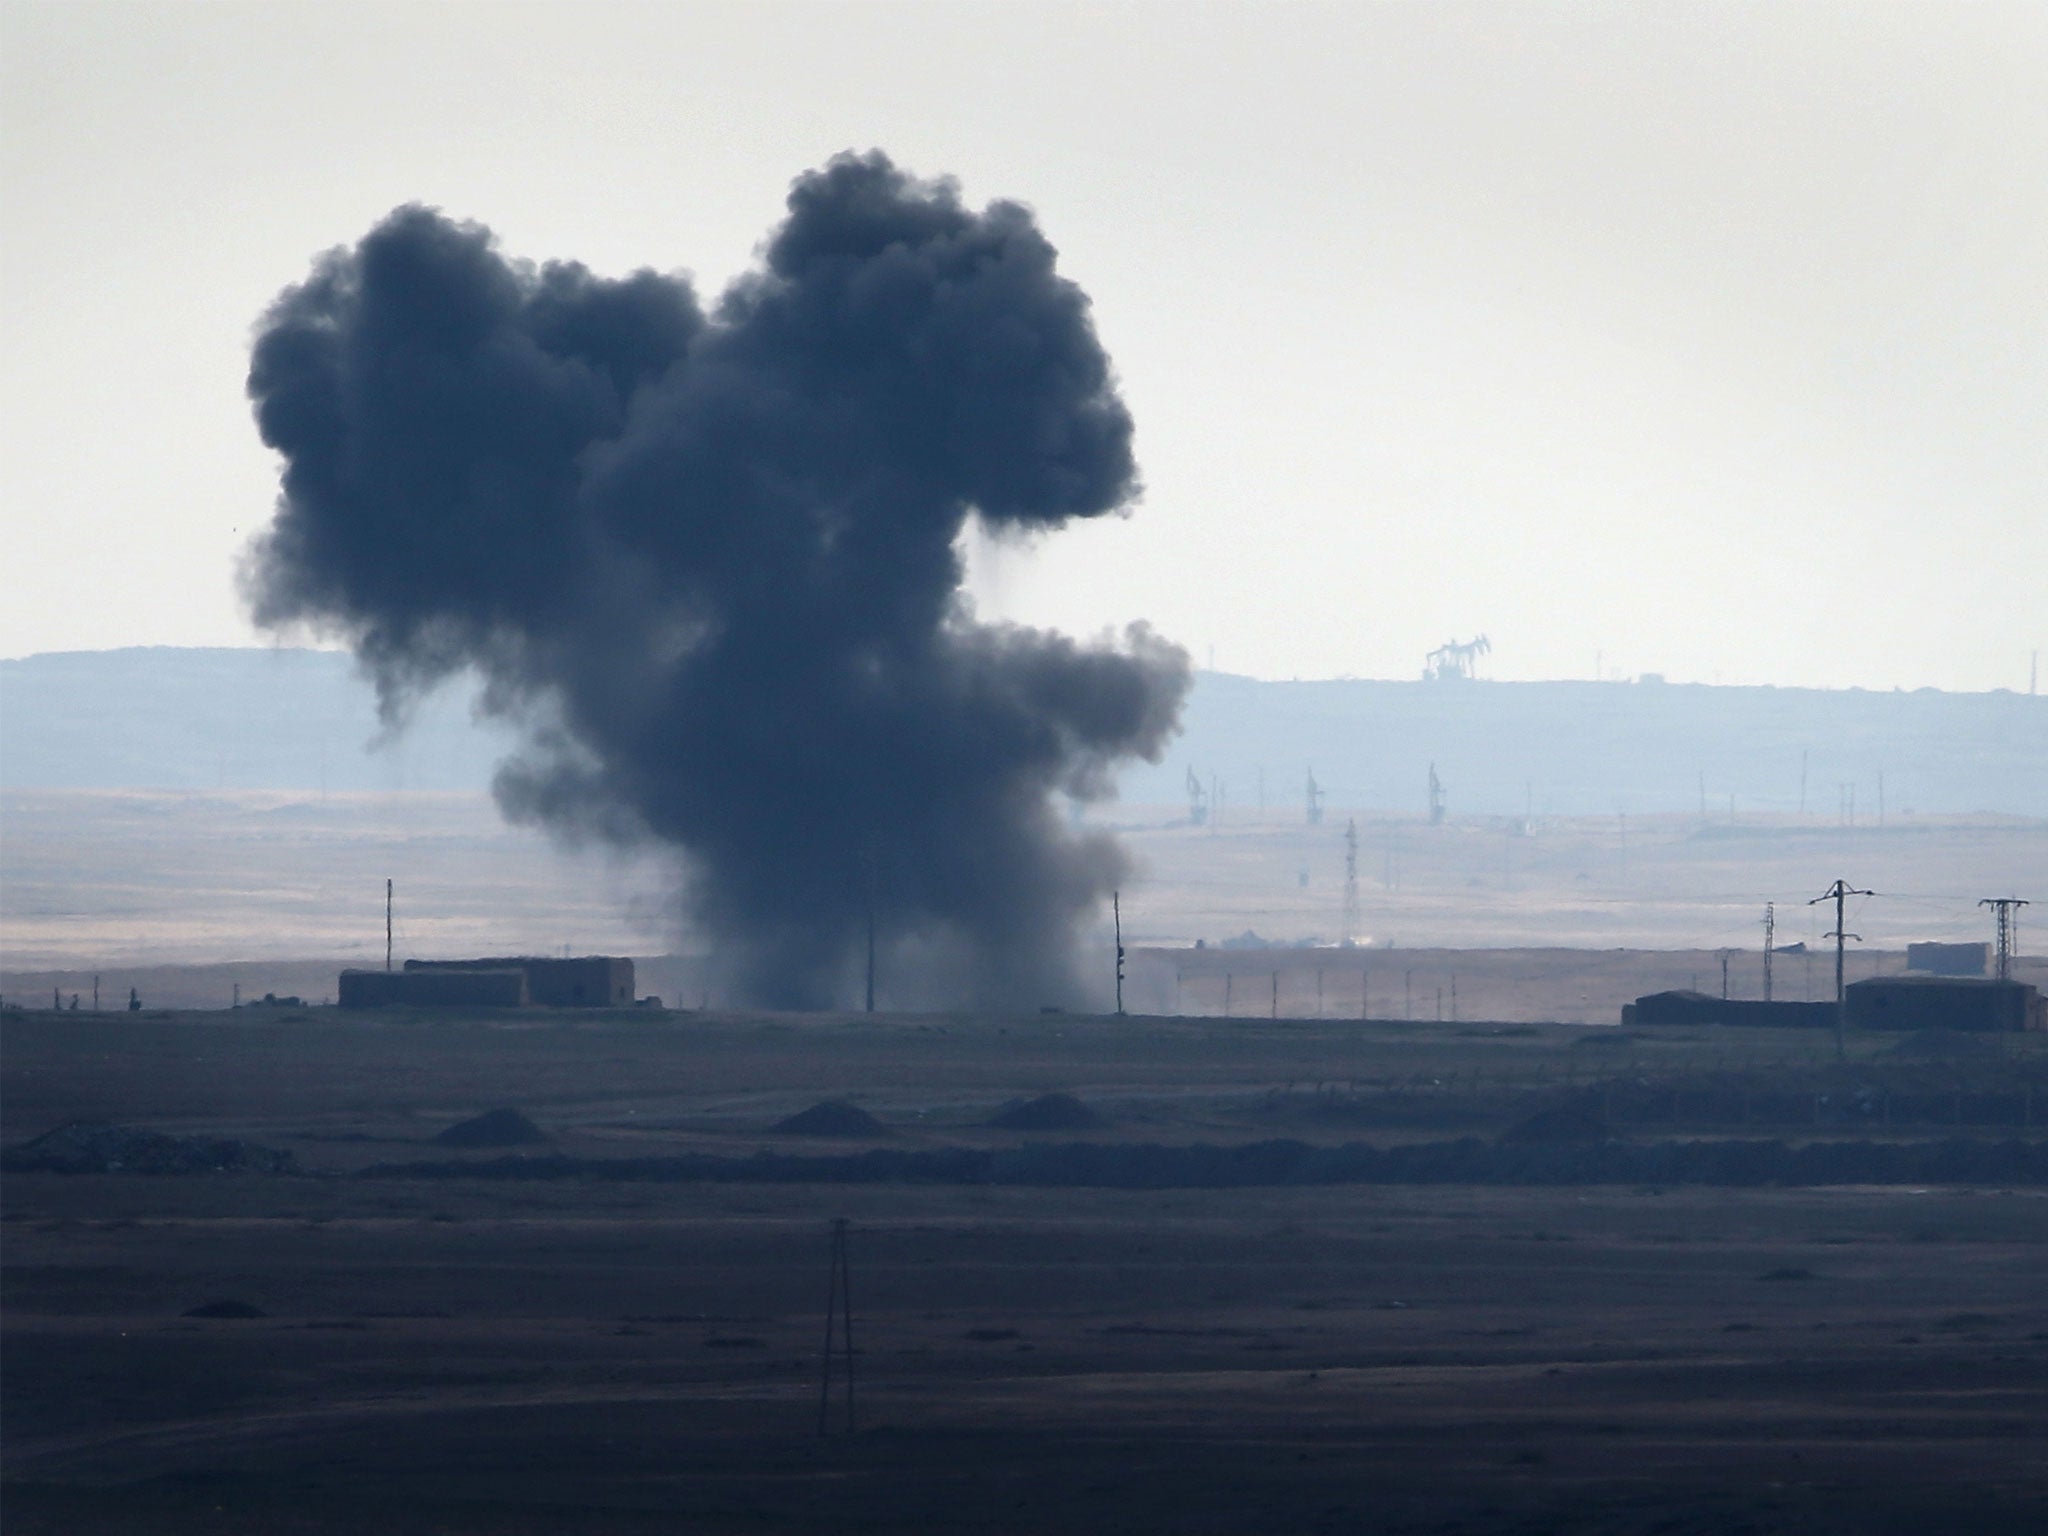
[{"xmin": 5, "ymin": 3, "xmax": 2044, "ymax": 690}]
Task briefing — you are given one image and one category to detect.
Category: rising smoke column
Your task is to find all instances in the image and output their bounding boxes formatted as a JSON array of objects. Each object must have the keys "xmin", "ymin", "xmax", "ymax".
[{"xmin": 245, "ymin": 152, "xmax": 1188, "ymax": 1007}]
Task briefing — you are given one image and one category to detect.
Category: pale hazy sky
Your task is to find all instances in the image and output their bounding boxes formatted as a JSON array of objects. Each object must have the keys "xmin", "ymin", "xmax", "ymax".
[{"xmin": 4, "ymin": 1, "xmax": 2043, "ymax": 690}]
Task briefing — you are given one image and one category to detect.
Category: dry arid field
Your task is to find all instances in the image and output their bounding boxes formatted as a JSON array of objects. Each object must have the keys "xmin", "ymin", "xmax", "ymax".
[{"xmin": 5, "ymin": 1000, "xmax": 2048, "ymax": 1535}]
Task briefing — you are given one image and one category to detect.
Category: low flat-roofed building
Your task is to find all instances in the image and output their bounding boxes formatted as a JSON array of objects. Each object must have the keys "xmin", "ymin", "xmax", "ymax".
[
  {"xmin": 1846, "ymin": 975, "xmax": 2044, "ymax": 1033},
  {"xmin": 338, "ymin": 967, "xmax": 528, "ymax": 1009},
  {"xmin": 1905, "ymin": 941, "xmax": 1989, "ymax": 977},
  {"xmin": 404, "ymin": 956, "xmax": 634, "ymax": 1007},
  {"xmin": 1622, "ymin": 991, "xmax": 1834, "ymax": 1029}
]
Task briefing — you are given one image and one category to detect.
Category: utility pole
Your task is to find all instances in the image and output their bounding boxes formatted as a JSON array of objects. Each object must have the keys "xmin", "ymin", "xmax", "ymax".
[
  {"xmin": 1761, "ymin": 902, "xmax": 1775, "ymax": 1002},
  {"xmin": 1979, "ymin": 897, "xmax": 2030, "ymax": 983},
  {"xmin": 1719, "ymin": 950, "xmax": 1731, "ymax": 1000},
  {"xmin": 1810, "ymin": 879, "xmax": 1871, "ymax": 1060},
  {"xmin": 817, "ymin": 1218, "xmax": 855, "ymax": 1436},
  {"xmin": 385, "ymin": 878, "xmax": 393, "ymax": 972},
  {"xmin": 1270, "ymin": 970, "xmax": 1278, "ymax": 1020},
  {"xmin": 1113, "ymin": 891, "xmax": 1125, "ymax": 1016},
  {"xmin": 1342, "ymin": 818, "xmax": 1359, "ymax": 943},
  {"xmin": 865, "ymin": 850, "xmax": 878, "ymax": 1013}
]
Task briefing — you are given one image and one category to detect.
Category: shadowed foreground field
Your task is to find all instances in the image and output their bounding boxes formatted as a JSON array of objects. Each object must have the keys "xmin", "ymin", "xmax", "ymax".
[{"xmin": 5, "ymin": 1005, "xmax": 2046, "ymax": 1533}]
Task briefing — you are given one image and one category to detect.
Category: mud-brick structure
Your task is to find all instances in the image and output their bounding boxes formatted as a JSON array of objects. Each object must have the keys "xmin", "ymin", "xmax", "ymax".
[
  {"xmin": 405, "ymin": 956, "xmax": 634, "ymax": 1007},
  {"xmin": 1846, "ymin": 976, "xmax": 2045, "ymax": 1033},
  {"xmin": 338, "ymin": 967, "xmax": 528, "ymax": 1009}
]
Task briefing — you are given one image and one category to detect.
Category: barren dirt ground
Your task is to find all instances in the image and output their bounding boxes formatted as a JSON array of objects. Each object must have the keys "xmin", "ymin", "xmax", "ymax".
[
  {"xmin": 5, "ymin": 789, "xmax": 2041, "ymax": 975},
  {"xmin": 5, "ymin": 1005, "xmax": 2047, "ymax": 1533}
]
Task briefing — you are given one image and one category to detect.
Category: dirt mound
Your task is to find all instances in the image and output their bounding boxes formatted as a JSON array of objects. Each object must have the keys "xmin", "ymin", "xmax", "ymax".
[
  {"xmin": 433, "ymin": 1108, "xmax": 550, "ymax": 1149},
  {"xmin": 772, "ymin": 1100, "xmax": 889, "ymax": 1137},
  {"xmin": 1, "ymin": 1122, "xmax": 296, "ymax": 1175},
  {"xmin": 1499, "ymin": 1104, "xmax": 1610, "ymax": 1144},
  {"xmin": 1884, "ymin": 1030, "xmax": 2000, "ymax": 1060},
  {"xmin": 988, "ymin": 1093, "xmax": 1104, "ymax": 1131}
]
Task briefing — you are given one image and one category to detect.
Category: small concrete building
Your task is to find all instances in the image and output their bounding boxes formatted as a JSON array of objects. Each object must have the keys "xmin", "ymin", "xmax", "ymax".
[
  {"xmin": 1622, "ymin": 992, "xmax": 1834, "ymax": 1029},
  {"xmin": 405, "ymin": 956, "xmax": 634, "ymax": 1007},
  {"xmin": 1845, "ymin": 975, "xmax": 2044, "ymax": 1033},
  {"xmin": 1905, "ymin": 941, "xmax": 1990, "ymax": 977},
  {"xmin": 338, "ymin": 967, "xmax": 528, "ymax": 1009}
]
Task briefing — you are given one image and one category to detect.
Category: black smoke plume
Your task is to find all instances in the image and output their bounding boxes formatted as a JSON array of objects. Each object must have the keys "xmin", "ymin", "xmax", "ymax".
[{"xmin": 245, "ymin": 152, "xmax": 1188, "ymax": 1008}]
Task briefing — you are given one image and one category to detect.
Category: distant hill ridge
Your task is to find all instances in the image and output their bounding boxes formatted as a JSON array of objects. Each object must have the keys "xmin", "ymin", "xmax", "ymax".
[{"xmin": 3, "ymin": 647, "xmax": 2042, "ymax": 816}]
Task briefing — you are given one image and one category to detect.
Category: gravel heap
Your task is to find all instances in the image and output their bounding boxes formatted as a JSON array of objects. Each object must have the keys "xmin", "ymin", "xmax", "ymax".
[
  {"xmin": 433, "ymin": 1107, "xmax": 551, "ymax": 1148},
  {"xmin": 773, "ymin": 1100, "xmax": 889, "ymax": 1137}
]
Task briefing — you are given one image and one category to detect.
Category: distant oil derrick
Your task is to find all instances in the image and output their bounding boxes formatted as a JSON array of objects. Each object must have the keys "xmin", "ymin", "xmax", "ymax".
[
  {"xmin": 1423, "ymin": 634, "xmax": 1490, "ymax": 682},
  {"xmin": 1305, "ymin": 767, "xmax": 1325, "ymax": 826},
  {"xmin": 1186, "ymin": 765, "xmax": 1208, "ymax": 826},
  {"xmin": 1428, "ymin": 762, "xmax": 1446, "ymax": 826}
]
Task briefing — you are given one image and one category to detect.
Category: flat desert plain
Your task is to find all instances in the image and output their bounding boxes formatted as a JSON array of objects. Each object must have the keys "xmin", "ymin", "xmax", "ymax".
[
  {"xmin": 5, "ymin": 1002, "xmax": 2047, "ymax": 1534},
  {"xmin": 6, "ymin": 789, "xmax": 2044, "ymax": 976}
]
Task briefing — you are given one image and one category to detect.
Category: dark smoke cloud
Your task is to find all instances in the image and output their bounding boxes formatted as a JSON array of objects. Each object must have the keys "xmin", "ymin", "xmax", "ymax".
[{"xmin": 245, "ymin": 151, "xmax": 1188, "ymax": 1007}]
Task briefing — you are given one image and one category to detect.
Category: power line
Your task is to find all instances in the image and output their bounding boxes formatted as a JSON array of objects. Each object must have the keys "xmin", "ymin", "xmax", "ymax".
[
  {"xmin": 1979, "ymin": 897, "xmax": 2030, "ymax": 982},
  {"xmin": 818, "ymin": 1218, "xmax": 856, "ymax": 1437},
  {"xmin": 864, "ymin": 853, "xmax": 877, "ymax": 1014},
  {"xmin": 1113, "ymin": 890, "xmax": 1125, "ymax": 1016},
  {"xmin": 1342, "ymin": 818, "xmax": 1360, "ymax": 943},
  {"xmin": 1809, "ymin": 879, "xmax": 1872, "ymax": 1060},
  {"xmin": 1761, "ymin": 902, "xmax": 1775, "ymax": 1002}
]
